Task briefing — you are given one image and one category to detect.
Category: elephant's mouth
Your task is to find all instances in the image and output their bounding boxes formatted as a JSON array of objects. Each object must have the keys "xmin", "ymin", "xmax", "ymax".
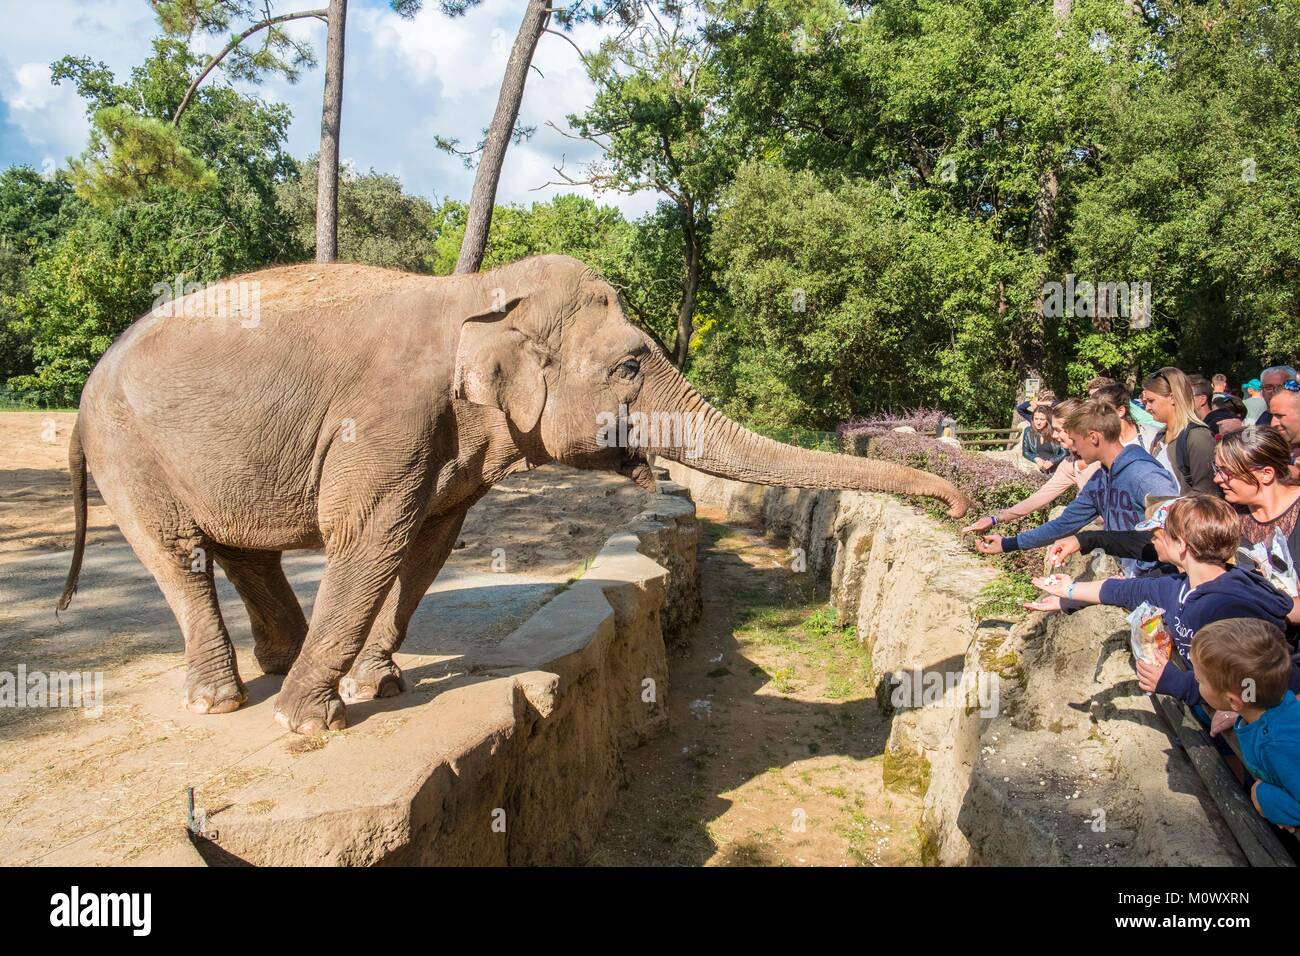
[{"xmin": 614, "ymin": 448, "xmax": 658, "ymax": 493}]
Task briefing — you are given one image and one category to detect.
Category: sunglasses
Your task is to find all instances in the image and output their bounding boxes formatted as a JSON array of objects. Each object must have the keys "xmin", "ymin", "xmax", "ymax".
[{"xmin": 1284, "ymin": 380, "xmax": 1300, "ymax": 393}]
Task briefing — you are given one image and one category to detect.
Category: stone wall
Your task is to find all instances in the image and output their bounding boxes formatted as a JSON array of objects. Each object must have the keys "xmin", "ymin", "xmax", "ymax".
[
  {"xmin": 204, "ymin": 482, "xmax": 700, "ymax": 866},
  {"xmin": 664, "ymin": 460, "xmax": 1247, "ymax": 866}
]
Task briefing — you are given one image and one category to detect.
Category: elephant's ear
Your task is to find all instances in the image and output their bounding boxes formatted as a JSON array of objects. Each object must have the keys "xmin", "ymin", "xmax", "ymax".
[{"xmin": 456, "ymin": 300, "xmax": 549, "ymax": 435}]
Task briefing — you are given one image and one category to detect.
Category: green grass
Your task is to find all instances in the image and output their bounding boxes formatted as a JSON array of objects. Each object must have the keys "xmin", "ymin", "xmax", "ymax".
[
  {"xmin": 971, "ymin": 569, "xmax": 1039, "ymax": 622},
  {"xmin": 882, "ymin": 745, "xmax": 932, "ymax": 798},
  {"xmin": 709, "ymin": 526, "xmax": 873, "ymax": 701}
]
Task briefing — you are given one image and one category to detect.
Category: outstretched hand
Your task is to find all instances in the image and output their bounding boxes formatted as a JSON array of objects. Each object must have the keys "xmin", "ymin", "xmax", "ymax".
[
  {"xmin": 1030, "ymin": 573, "xmax": 1073, "ymax": 598},
  {"xmin": 1209, "ymin": 710, "xmax": 1237, "ymax": 737},
  {"xmin": 975, "ymin": 534, "xmax": 1004, "ymax": 555},
  {"xmin": 961, "ymin": 516, "xmax": 994, "ymax": 535},
  {"xmin": 1049, "ymin": 535, "xmax": 1081, "ymax": 568},
  {"xmin": 1023, "ymin": 594, "xmax": 1062, "ymax": 613}
]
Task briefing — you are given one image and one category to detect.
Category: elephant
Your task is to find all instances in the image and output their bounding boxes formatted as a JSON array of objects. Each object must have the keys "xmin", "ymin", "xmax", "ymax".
[{"xmin": 58, "ymin": 254, "xmax": 970, "ymax": 733}]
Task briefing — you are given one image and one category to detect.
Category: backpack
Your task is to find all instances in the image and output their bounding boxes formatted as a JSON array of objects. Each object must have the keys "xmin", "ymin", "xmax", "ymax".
[{"xmin": 1173, "ymin": 422, "xmax": 1214, "ymax": 494}]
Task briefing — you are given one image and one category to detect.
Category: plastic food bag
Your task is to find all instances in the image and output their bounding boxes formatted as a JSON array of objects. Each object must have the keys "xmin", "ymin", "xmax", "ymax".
[
  {"xmin": 1242, "ymin": 528, "xmax": 1299, "ymax": 597},
  {"xmin": 1126, "ymin": 601, "xmax": 1172, "ymax": 665}
]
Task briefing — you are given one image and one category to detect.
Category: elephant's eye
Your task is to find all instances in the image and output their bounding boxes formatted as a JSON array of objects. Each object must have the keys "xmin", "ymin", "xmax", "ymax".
[{"xmin": 616, "ymin": 358, "xmax": 641, "ymax": 378}]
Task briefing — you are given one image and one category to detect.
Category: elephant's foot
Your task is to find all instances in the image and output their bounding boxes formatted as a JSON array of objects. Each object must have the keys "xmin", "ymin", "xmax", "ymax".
[
  {"xmin": 274, "ymin": 675, "xmax": 346, "ymax": 734},
  {"xmin": 253, "ymin": 634, "xmax": 305, "ymax": 676},
  {"xmin": 339, "ymin": 654, "xmax": 405, "ymax": 703},
  {"xmin": 183, "ymin": 671, "xmax": 247, "ymax": 715}
]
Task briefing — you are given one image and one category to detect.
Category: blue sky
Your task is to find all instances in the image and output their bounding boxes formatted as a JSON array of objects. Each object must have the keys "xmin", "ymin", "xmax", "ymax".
[{"xmin": 0, "ymin": 0, "xmax": 657, "ymax": 216}]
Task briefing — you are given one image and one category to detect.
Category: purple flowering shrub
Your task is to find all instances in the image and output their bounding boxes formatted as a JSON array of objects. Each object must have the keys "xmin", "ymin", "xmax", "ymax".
[
  {"xmin": 864, "ymin": 430, "xmax": 1045, "ymax": 514},
  {"xmin": 837, "ymin": 408, "xmax": 947, "ymax": 453},
  {"xmin": 839, "ymin": 413, "xmax": 1055, "ymax": 575}
]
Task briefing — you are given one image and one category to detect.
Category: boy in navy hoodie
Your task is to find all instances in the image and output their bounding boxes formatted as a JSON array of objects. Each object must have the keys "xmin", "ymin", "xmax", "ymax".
[
  {"xmin": 1031, "ymin": 495, "xmax": 1299, "ymax": 708},
  {"xmin": 977, "ymin": 400, "xmax": 1180, "ymax": 575},
  {"xmin": 1192, "ymin": 619, "xmax": 1300, "ymax": 830}
]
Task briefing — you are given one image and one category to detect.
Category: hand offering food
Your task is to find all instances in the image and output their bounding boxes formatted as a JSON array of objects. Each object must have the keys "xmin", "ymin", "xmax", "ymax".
[
  {"xmin": 1023, "ymin": 594, "xmax": 1063, "ymax": 613},
  {"xmin": 1049, "ymin": 536, "xmax": 1081, "ymax": 568},
  {"xmin": 1031, "ymin": 573, "xmax": 1072, "ymax": 597}
]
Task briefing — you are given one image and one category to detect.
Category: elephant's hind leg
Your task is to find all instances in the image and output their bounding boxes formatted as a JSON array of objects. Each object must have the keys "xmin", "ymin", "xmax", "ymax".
[
  {"xmin": 113, "ymin": 513, "xmax": 245, "ymax": 715},
  {"xmin": 341, "ymin": 506, "xmax": 469, "ymax": 702},
  {"xmin": 214, "ymin": 548, "xmax": 307, "ymax": 675}
]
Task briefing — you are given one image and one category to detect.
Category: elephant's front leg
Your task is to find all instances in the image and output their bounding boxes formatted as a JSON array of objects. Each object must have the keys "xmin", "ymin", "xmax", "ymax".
[
  {"xmin": 340, "ymin": 506, "xmax": 470, "ymax": 702},
  {"xmin": 274, "ymin": 520, "xmax": 415, "ymax": 734}
]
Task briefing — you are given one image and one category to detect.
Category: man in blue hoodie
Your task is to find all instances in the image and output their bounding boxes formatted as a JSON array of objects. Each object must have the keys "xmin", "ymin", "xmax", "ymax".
[
  {"xmin": 977, "ymin": 399, "xmax": 1180, "ymax": 575},
  {"xmin": 1031, "ymin": 496, "xmax": 1299, "ymax": 709}
]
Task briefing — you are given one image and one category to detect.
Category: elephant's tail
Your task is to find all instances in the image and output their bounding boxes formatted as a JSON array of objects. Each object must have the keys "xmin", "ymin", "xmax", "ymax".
[{"xmin": 58, "ymin": 418, "xmax": 87, "ymax": 612}]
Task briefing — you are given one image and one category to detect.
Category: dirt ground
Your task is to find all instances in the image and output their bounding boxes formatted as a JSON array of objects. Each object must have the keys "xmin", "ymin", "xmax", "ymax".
[
  {"xmin": 0, "ymin": 413, "xmax": 117, "ymax": 554},
  {"xmin": 588, "ymin": 517, "xmax": 925, "ymax": 867}
]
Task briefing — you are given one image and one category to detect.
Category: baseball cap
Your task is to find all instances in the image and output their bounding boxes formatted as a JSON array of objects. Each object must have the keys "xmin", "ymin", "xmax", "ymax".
[{"xmin": 1135, "ymin": 497, "xmax": 1182, "ymax": 531}]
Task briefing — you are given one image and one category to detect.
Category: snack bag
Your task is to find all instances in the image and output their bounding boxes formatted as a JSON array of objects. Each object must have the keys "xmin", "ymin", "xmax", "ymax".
[{"xmin": 1126, "ymin": 601, "xmax": 1172, "ymax": 665}]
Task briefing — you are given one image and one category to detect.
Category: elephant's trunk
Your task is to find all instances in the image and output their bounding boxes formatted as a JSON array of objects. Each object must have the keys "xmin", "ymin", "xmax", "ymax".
[{"xmin": 636, "ymin": 350, "xmax": 972, "ymax": 518}]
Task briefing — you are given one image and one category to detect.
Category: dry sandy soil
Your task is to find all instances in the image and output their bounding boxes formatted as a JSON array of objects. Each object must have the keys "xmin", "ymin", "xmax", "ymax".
[{"xmin": 0, "ymin": 413, "xmax": 117, "ymax": 554}]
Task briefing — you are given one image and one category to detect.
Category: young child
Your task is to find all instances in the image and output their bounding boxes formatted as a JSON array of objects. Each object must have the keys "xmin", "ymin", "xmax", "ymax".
[
  {"xmin": 978, "ymin": 399, "xmax": 1180, "ymax": 575},
  {"xmin": 1191, "ymin": 618, "xmax": 1300, "ymax": 830},
  {"xmin": 1030, "ymin": 495, "xmax": 1296, "ymax": 706}
]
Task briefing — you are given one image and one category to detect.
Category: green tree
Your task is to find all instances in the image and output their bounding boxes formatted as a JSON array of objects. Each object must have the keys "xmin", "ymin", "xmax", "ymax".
[
  {"xmin": 553, "ymin": 0, "xmax": 737, "ymax": 368},
  {"xmin": 8, "ymin": 43, "xmax": 300, "ymax": 405},
  {"xmin": 277, "ymin": 159, "xmax": 437, "ymax": 272},
  {"xmin": 1063, "ymin": 0, "xmax": 1300, "ymax": 389},
  {"xmin": 698, "ymin": 161, "xmax": 1038, "ymax": 430},
  {"xmin": 64, "ymin": 2, "xmax": 322, "ymax": 206},
  {"xmin": 0, "ymin": 168, "xmax": 82, "ymax": 385}
]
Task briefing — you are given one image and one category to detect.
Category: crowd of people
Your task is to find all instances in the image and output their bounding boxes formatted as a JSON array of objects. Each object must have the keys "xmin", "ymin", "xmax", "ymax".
[{"xmin": 962, "ymin": 365, "xmax": 1300, "ymax": 836}]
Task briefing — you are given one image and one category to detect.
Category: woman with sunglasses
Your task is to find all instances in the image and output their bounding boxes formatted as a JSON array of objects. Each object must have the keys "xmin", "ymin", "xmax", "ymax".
[
  {"xmin": 1140, "ymin": 366, "xmax": 1221, "ymax": 496},
  {"xmin": 1214, "ymin": 428, "xmax": 1300, "ymax": 598}
]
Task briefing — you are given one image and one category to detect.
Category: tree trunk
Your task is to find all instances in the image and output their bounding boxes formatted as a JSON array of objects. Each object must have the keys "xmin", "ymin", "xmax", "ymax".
[
  {"xmin": 1023, "ymin": 165, "xmax": 1060, "ymax": 382},
  {"xmin": 315, "ymin": 0, "xmax": 347, "ymax": 264},
  {"xmin": 674, "ymin": 214, "xmax": 700, "ymax": 369},
  {"xmin": 1022, "ymin": 0, "xmax": 1070, "ymax": 384},
  {"xmin": 455, "ymin": 0, "xmax": 550, "ymax": 275}
]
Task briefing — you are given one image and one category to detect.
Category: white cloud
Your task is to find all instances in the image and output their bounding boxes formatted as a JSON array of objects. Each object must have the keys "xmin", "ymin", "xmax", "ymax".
[{"xmin": 0, "ymin": 62, "xmax": 90, "ymax": 159}]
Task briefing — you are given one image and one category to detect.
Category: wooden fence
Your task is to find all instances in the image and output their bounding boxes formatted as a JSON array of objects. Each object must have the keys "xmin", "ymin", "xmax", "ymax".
[{"xmin": 955, "ymin": 426, "xmax": 1021, "ymax": 451}]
